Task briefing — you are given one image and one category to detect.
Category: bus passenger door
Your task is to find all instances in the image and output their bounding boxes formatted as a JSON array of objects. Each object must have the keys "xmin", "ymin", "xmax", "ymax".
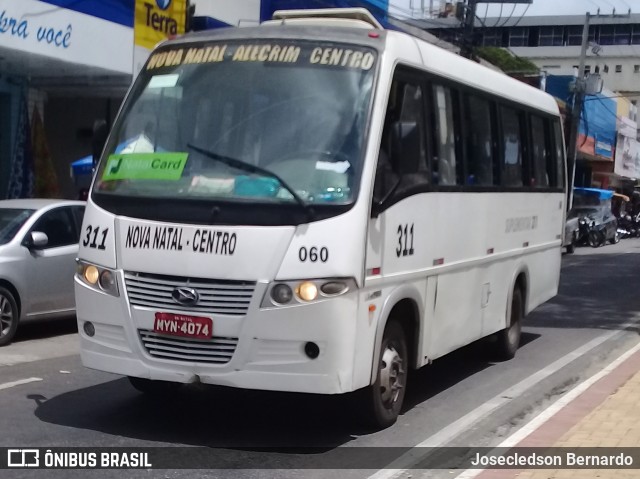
[{"xmin": 368, "ymin": 71, "xmax": 433, "ymax": 366}]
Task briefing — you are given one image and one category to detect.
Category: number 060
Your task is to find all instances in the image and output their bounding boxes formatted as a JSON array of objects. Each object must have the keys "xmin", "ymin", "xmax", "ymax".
[{"xmin": 299, "ymin": 246, "xmax": 328, "ymax": 263}]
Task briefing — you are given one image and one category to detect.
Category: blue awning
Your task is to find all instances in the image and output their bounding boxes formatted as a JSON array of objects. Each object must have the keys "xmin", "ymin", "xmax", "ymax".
[
  {"xmin": 573, "ymin": 187, "xmax": 614, "ymax": 200},
  {"xmin": 71, "ymin": 155, "xmax": 93, "ymax": 177}
]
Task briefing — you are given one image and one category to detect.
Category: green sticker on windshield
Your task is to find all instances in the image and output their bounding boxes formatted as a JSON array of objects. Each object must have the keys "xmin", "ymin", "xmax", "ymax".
[{"xmin": 102, "ymin": 153, "xmax": 188, "ymax": 181}]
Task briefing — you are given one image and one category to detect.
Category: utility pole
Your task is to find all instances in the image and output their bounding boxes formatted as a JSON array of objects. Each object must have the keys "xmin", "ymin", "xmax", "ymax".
[
  {"xmin": 566, "ymin": 12, "xmax": 591, "ymax": 210},
  {"xmin": 459, "ymin": 1, "xmax": 533, "ymax": 60},
  {"xmin": 460, "ymin": 0, "xmax": 479, "ymax": 59}
]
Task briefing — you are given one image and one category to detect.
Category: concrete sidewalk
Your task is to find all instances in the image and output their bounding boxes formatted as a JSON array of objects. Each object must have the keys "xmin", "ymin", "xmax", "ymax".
[{"xmin": 475, "ymin": 342, "xmax": 640, "ymax": 479}]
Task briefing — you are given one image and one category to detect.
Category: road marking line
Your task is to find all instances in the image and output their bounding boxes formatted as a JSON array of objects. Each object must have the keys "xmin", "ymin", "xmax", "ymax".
[
  {"xmin": 367, "ymin": 321, "xmax": 639, "ymax": 479},
  {"xmin": 454, "ymin": 339, "xmax": 640, "ymax": 479},
  {"xmin": 0, "ymin": 378, "xmax": 43, "ymax": 391}
]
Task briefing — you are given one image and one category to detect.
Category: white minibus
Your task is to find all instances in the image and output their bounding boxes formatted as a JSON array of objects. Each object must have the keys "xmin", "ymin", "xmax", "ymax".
[{"xmin": 76, "ymin": 8, "xmax": 566, "ymax": 428}]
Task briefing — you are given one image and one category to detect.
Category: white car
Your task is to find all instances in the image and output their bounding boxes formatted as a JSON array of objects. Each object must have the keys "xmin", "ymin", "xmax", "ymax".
[{"xmin": 0, "ymin": 199, "xmax": 86, "ymax": 346}]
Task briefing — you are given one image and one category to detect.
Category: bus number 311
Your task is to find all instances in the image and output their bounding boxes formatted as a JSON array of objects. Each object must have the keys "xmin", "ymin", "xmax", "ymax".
[{"xmin": 397, "ymin": 223, "xmax": 415, "ymax": 257}]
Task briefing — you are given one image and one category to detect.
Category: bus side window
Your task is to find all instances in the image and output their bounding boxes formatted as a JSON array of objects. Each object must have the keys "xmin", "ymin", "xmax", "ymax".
[
  {"xmin": 463, "ymin": 94, "xmax": 494, "ymax": 186},
  {"xmin": 373, "ymin": 76, "xmax": 428, "ymax": 206},
  {"xmin": 500, "ymin": 106, "xmax": 524, "ymax": 188},
  {"xmin": 432, "ymin": 85, "xmax": 458, "ymax": 186},
  {"xmin": 552, "ymin": 120, "xmax": 566, "ymax": 188},
  {"xmin": 530, "ymin": 115, "xmax": 551, "ymax": 188}
]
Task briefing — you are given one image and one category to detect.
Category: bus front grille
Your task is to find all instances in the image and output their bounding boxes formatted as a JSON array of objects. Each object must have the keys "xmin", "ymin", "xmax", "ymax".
[
  {"xmin": 124, "ymin": 271, "xmax": 255, "ymax": 316},
  {"xmin": 139, "ymin": 330, "xmax": 238, "ymax": 364}
]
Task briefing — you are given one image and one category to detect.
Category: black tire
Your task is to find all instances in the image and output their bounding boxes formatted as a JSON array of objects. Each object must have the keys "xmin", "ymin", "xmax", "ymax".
[
  {"xmin": 0, "ymin": 287, "xmax": 19, "ymax": 347},
  {"xmin": 610, "ymin": 231, "xmax": 620, "ymax": 244},
  {"xmin": 128, "ymin": 376, "xmax": 181, "ymax": 395},
  {"xmin": 357, "ymin": 320, "xmax": 408, "ymax": 429},
  {"xmin": 566, "ymin": 240, "xmax": 575, "ymax": 254},
  {"xmin": 494, "ymin": 287, "xmax": 523, "ymax": 361},
  {"xmin": 588, "ymin": 231, "xmax": 603, "ymax": 248}
]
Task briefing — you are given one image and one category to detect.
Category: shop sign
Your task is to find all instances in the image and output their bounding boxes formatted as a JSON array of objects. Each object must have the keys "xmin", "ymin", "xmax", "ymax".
[
  {"xmin": 0, "ymin": 6, "xmax": 72, "ymax": 49},
  {"xmin": 618, "ymin": 117, "xmax": 637, "ymax": 138},
  {"xmin": 614, "ymin": 135, "xmax": 640, "ymax": 179},
  {"xmin": 134, "ymin": 0, "xmax": 186, "ymax": 50}
]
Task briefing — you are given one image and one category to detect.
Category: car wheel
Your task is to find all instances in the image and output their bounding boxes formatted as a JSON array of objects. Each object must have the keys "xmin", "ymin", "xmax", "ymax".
[
  {"xmin": 610, "ymin": 230, "xmax": 620, "ymax": 244},
  {"xmin": 493, "ymin": 287, "xmax": 523, "ymax": 361},
  {"xmin": 0, "ymin": 287, "xmax": 19, "ymax": 347},
  {"xmin": 128, "ymin": 377, "xmax": 181, "ymax": 395},
  {"xmin": 357, "ymin": 320, "xmax": 408, "ymax": 429}
]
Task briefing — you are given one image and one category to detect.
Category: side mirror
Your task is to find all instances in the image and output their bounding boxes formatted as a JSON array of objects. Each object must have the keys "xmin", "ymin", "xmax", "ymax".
[
  {"xmin": 372, "ymin": 179, "xmax": 400, "ymax": 218},
  {"xmin": 25, "ymin": 231, "xmax": 48, "ymax": 249},
  {"xmin": 92, "ymin": 119, "xmax": 109, "ymax": 167}
]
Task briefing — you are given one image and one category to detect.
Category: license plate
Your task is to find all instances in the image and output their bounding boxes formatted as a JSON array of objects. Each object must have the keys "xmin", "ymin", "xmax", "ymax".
[{"xmin": 154, "ymin": 312, "xmax": 212, "ymax": 339}]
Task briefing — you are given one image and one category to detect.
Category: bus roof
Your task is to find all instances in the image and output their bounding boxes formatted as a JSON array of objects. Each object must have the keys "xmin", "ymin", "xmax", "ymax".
[{"xmin": 160, "ymin": 20, "xmax": 559, "ymax": 117}]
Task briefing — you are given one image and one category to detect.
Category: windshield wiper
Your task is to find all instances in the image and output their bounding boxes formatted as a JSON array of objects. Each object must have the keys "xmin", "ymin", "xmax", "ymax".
[{"xmin": 186, "ymin": 143, "xmax": 314, "ymax": 220}]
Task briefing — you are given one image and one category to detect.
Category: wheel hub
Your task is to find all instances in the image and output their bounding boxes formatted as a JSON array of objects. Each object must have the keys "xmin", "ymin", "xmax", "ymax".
[{"xmin": 380, "ymin": 346, "xmax": 404, "ymax": 405}]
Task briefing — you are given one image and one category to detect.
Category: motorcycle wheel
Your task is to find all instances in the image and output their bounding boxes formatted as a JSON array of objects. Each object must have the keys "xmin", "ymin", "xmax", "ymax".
[
  {"xmin": 610, "ymin": 231, "xmax": 620, "ymax": 244},
  {"xmin": 588, "ymin": 231, "xmax": 603, "ymax": 248}
]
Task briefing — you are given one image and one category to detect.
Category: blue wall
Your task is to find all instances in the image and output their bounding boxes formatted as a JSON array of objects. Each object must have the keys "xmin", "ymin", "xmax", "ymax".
[
  {"xmin": 545, "ymin": 75, "xmax": 617, "ymax": 160},
  {"xmin": 260, "ymin": 0, "xmax": 390, "ymax": 26},
  {"xmin": 40, "ymin": 0, "xmax": 135, "ymax": 27}
]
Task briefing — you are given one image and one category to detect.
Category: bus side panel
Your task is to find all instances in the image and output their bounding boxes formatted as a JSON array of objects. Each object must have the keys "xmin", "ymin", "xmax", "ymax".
[
  {"xmin": 428, "ymin": 269, "xmax": 483, "ymax": 359},
  {"xmin": 525, "ymin": 247, "xmax": 562, "ymax": 314},
  {"xmin": 370, "ymin": 191, "xmax": 563, "ymax": 364}
]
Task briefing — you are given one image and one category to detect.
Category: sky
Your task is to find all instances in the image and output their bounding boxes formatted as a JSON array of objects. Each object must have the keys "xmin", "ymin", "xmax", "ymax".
[{"xmin": 481, "ymin": 0, "xmax": 640, "ymax": 17}]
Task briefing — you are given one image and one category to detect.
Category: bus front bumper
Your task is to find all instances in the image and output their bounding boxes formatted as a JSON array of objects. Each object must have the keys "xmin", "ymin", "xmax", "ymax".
[{"xmin": 75, "ymin": 278, "xmax": 363, "ymax": 395}]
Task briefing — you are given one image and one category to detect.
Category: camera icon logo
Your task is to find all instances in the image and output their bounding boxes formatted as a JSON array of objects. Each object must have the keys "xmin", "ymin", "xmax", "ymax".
[{"xmin": 7, "ymin": 449, "xmax": 40, "ymax": 467}]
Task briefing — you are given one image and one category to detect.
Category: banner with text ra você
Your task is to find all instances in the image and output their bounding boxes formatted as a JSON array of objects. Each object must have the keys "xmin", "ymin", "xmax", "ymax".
[{"xmin": 133, "ymin": 0, "xmax": 187, "ymax": 77}]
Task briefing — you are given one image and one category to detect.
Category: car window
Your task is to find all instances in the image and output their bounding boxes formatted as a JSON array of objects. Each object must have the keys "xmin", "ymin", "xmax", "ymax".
[
  {"xmin": 71, "ymin": 206, "xmax": 86, "ymax": 240},
  {"xmin": 0, "ymin": 208, "xmax": 35, "ymax": 245},
  {"xmin": 30, "ymin": 207, "xmax": 77, "ymax": 248}
]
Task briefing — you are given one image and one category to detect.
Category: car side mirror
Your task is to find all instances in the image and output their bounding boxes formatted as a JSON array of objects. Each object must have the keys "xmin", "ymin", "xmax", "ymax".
[
  {"xmin": 92, "ymin": 119, "xmax": 109, "ymax": 167},
  {"xmin": 25, "ymin": 231, "xmax": 48, "ymax": 249}
]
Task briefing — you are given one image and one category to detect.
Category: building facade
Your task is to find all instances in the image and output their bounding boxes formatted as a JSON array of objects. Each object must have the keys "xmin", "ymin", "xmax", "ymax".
[{"xmin": 0, "ymin": 0, "xmax": 134, "ymax": 199}]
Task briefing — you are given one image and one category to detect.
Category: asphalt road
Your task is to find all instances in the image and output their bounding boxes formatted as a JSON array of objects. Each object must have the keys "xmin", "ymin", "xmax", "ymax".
[{"xmin": 2, "ymin": 238, "xmax": 640, "ymax": 479}]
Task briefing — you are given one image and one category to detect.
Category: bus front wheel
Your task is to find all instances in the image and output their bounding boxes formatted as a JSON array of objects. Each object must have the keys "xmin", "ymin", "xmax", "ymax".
[{"xmin": 358, "ymin": 320, "xmax": 408, "ymax": 429}]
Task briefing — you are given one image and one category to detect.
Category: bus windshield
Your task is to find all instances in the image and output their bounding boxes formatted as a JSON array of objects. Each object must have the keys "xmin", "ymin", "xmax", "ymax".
[{"xmin": 94, "ymin": 40, "xmax": 376, "ymax": 212}]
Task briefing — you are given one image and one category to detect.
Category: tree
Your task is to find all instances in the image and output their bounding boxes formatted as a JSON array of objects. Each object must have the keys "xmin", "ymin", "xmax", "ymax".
[{"xmin": 476, "ymin": 47, "xmax": 539, "ymax": 74}]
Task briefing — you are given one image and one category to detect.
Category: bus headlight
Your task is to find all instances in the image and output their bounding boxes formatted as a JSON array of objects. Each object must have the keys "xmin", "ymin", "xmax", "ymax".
[
  {"xmin": 84, "ymin": 265, "xmax": 99, "ymax": 285},
  {"xmin": 99, "ymin": 270, "xmax": 119, "ymax": 296},
  {"xmin": 76, "ymin": 260, "xmax": 119, "ymax": 297},
  {"xmin": 296, "ymin": 281, "xmax": 318, "ymax": 302},
  {"xmin": 320, "ymin": 281, "xmax": 349, "ymax": 296},
  {"xmin": 271, "ymin": 283, "xmax": 293, "ymax": 304},
  {"xmin": 262, "ymin": 278, "xmax": 356, "ymax": 308}
]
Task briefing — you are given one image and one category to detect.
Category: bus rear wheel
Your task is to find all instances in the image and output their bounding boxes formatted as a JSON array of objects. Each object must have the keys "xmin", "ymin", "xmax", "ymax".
[
  {"xmin": 358, "ymin": 320, "xmax": 408, "ymax": 429},
  {"xmin": 494, "ymin": 287, "xmax": 523, "ymax": 361}
]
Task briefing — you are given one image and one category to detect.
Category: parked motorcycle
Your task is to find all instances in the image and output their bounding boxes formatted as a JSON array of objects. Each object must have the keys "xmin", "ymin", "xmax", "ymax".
[
  {"xmin": 616, "ymin": 212, "xmax": 640, "ymax": 239},
  {"xmin": 573, "ymin": 188, "xmax": 620, "ymax": 248},
  {"xmin": 631, "ymin": 212, "xmax": 640, "ymax": 237},
  {"xmin": 617, "ymin": 214, "xmax": 633, "ymax": 239}
]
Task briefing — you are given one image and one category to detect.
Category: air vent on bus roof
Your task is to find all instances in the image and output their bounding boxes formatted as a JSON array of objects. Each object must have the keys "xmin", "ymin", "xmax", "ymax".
[{"xmin": 265, "ymin": 8, "xmax": 383, "ymax": 30}]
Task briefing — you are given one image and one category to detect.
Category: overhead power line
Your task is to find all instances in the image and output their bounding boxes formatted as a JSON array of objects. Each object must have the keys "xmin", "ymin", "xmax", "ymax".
[
  {"xmin": 499, "ymin": 4, "xmax": 518, "ymax": 28},
  {"xmin": 511, "ymin": 4, "xmax": 531, "ymax": 28}
]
